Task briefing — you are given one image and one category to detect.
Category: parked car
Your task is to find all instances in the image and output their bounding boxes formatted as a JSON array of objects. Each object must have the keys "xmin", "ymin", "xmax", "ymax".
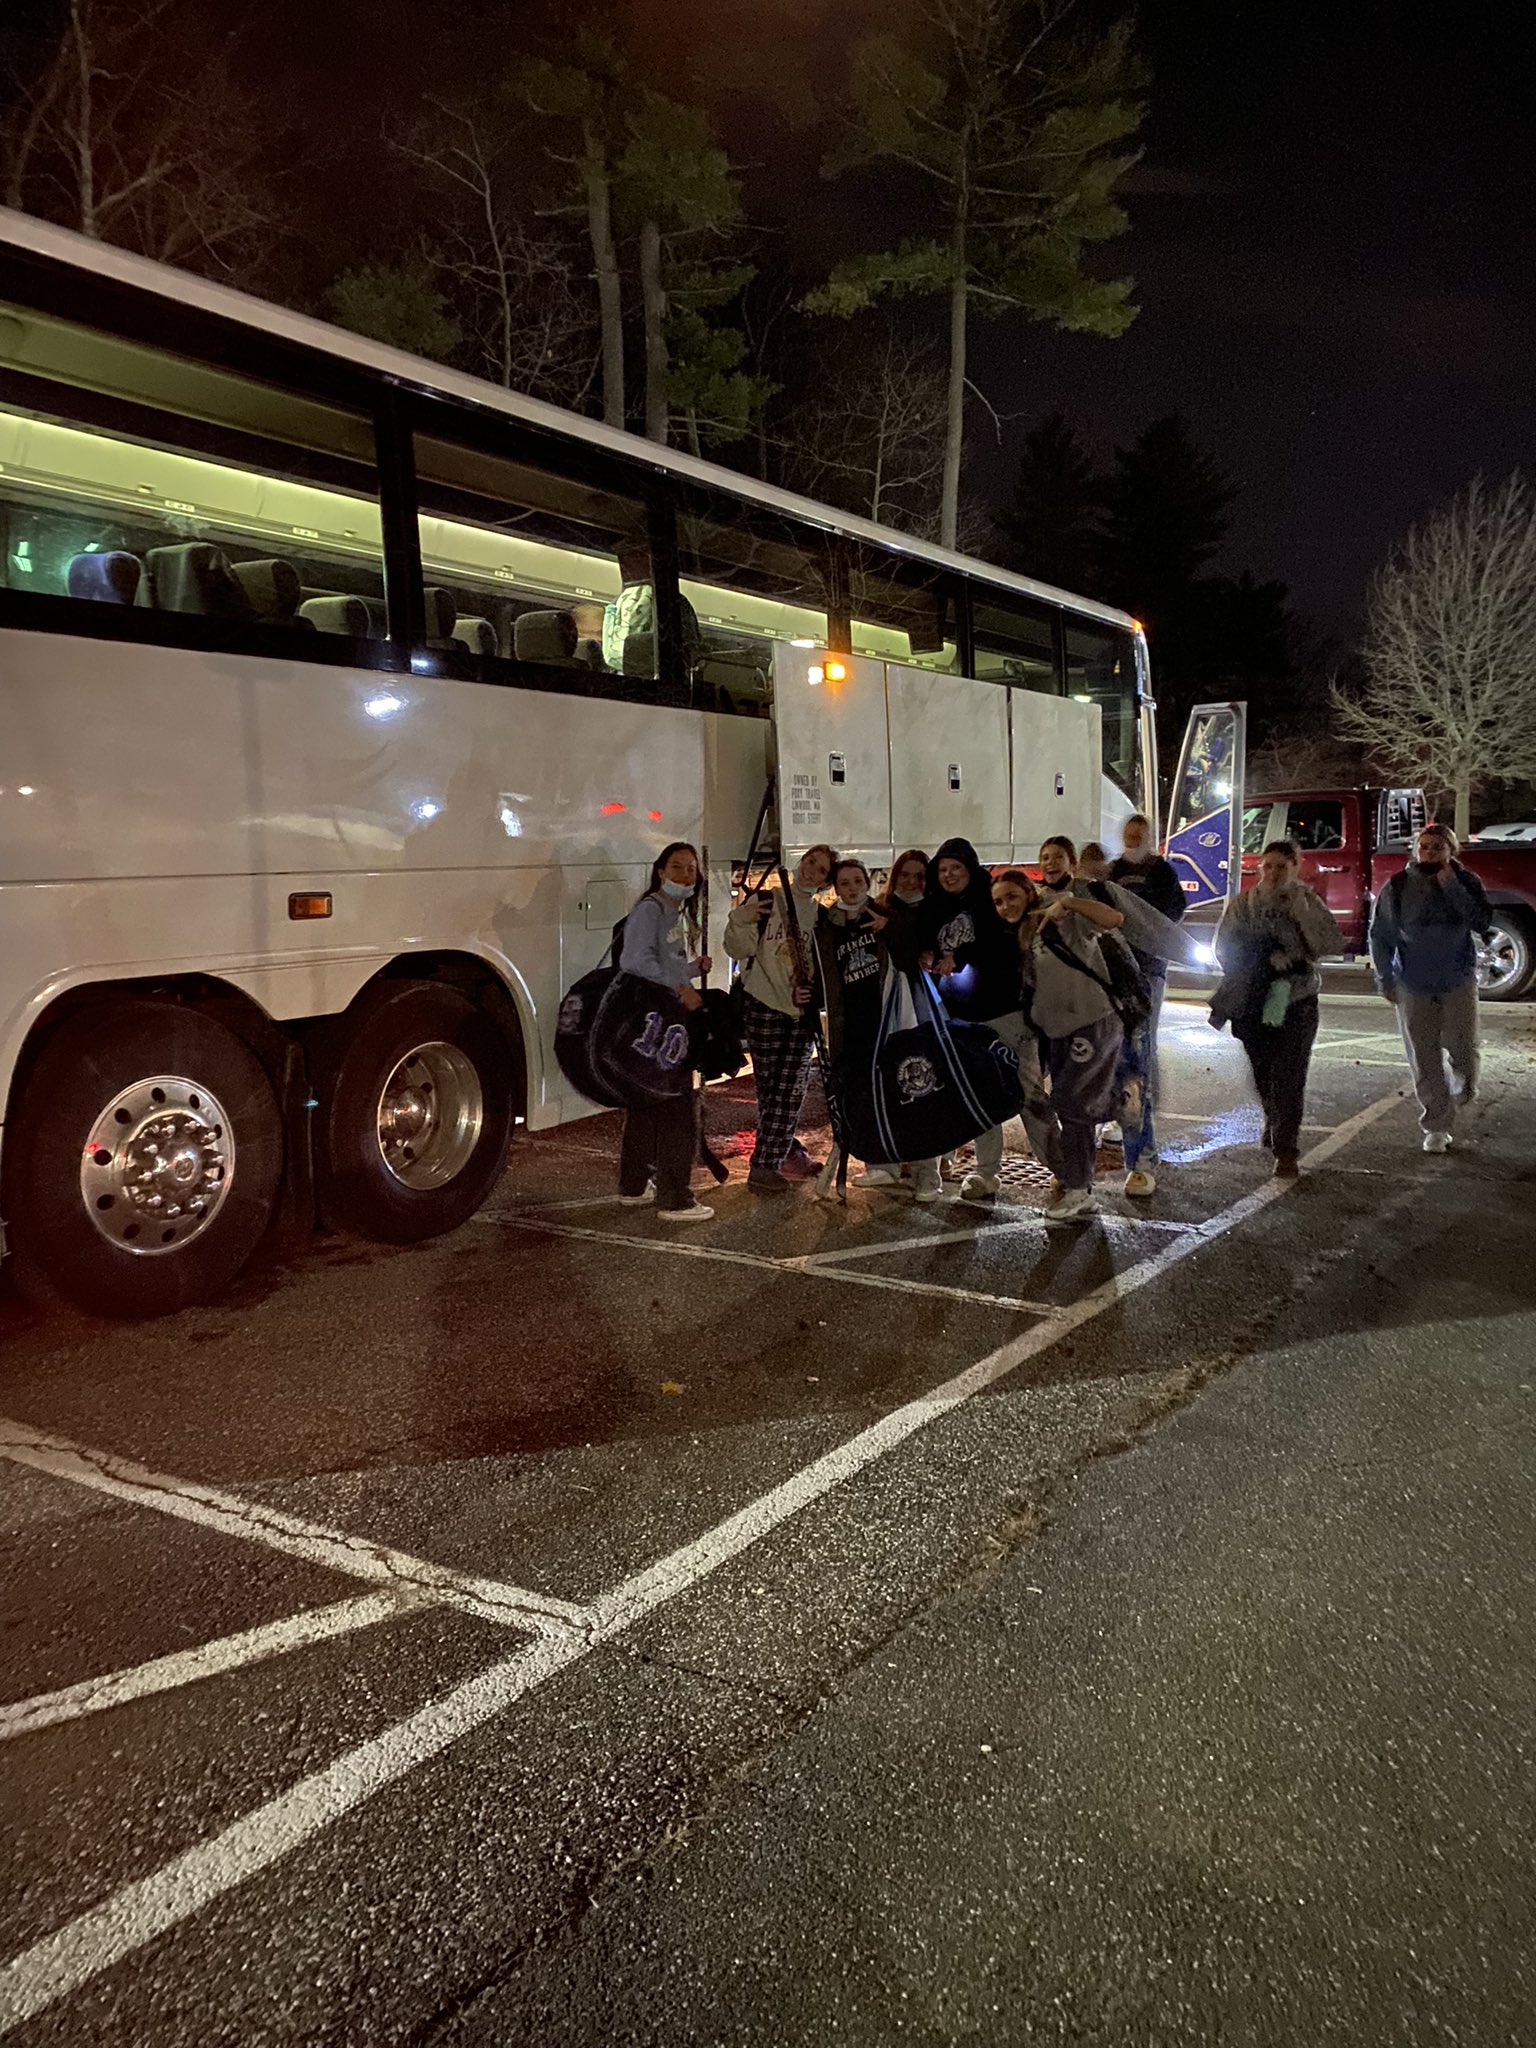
[{"xmin": 1471, "ymin": 820, "xmax": 1536, "ymax": 845}]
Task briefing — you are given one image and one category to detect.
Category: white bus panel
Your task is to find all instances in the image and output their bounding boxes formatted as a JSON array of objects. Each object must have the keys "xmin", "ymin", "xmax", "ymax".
[{"xmin": 888, "ymin": 662, "xmax": 1013, "ymax": 865}]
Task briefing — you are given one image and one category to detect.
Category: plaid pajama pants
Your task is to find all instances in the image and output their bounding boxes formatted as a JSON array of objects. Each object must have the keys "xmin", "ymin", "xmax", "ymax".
[{"xmin": 742, "ymin": 991, "xmax": 816, "ymax": 1170}]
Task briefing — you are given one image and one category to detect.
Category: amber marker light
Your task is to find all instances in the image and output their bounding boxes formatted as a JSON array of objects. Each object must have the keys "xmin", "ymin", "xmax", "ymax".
[
  {"xmin": 824, "ymin": 659, "xmax": 848, "ymax": 684},
  {"xmin": 288, "ymin": 892, "xmax": 333, "ymax": 920}
]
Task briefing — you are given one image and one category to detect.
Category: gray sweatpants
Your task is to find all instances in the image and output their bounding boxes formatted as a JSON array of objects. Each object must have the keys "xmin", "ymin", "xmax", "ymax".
[
  {"xmin": 973, "ymin": 1010, "xmax": 1056, "ymax": 1179},
  {"xmin": 1044, "ymin": 1013, "xmax": 1124, "ymax": 1191},
  {"xmin": 1398, "ymin": 983, "xmax": 1479, "ymax": 1134}
]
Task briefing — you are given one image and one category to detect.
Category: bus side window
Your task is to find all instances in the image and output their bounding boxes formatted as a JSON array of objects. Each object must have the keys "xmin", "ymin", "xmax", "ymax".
[
  {"xmin": 677, "ymin": 493, "xmax": 834, "ymax": 718},
  {"xmin": 412, "ymin": 432, "xmax": 673, "ymax": 701},
  {"xmin": 847, "ymin": 542, "xmax": 960, "ymax": 673},
  {"xmin": 1064, "ymin": 619, "xmax": 1139, "ymax": 805},
  {"xmin": 972, "ymin": 589, "xmax": 1059, "ymax": 692},
  {"xmin": 0, "ymin": 301, "xmax": 385, "ymax": 647}
]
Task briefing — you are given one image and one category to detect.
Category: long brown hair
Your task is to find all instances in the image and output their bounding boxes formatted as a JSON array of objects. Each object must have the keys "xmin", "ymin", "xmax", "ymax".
[{"xmin": 877, "ymin": 847, "xmax": 930, "ymax": 913}]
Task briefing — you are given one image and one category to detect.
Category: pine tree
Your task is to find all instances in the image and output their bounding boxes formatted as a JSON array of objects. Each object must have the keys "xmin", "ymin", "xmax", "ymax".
[
  {"xmin": 805, "ymin": 0, "xmax": 1145, "ymax": 549},
  {"xmin": 993, "ymin": 412, "xmax": 1103, "ymax": 592}
]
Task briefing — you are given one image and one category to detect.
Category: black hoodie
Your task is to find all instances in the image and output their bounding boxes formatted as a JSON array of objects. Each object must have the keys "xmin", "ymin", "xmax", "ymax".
[{"xmin": 928, "ymin": 836, "xmax": 1023, "ymax": 1021}]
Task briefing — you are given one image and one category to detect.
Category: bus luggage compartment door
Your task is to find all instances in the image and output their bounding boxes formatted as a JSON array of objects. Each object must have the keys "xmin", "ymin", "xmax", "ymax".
[
  {"xmin": 769, "ymin": 645, "xmax": 891, "ymax": 861},
  {"xmin": 1009, "ymin": 691, "xmax": 1102, "ymax": 860},
  {"xmin": 887, "ymin": 663, "xmax": 1012, "ymax": 866}
]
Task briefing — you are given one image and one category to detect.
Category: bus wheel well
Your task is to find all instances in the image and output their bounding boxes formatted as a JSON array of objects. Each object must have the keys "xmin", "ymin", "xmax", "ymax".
[
  {"xmin": 6, "ymin": 974, "xmax": 289, "ymax": 1127},
  {"xmin": 360, "ymin": 952, "xmax": 527, "ymax": 1119}
]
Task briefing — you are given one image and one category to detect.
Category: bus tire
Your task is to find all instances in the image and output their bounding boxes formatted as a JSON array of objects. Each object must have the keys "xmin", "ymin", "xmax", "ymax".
[
  {"xmin": 312, "ymin": 981, "xmax": 514, "ymax": 1244},
  {"xmin": 4, "ymin": 1001, "xmax": 283, "ymax": 1319}
]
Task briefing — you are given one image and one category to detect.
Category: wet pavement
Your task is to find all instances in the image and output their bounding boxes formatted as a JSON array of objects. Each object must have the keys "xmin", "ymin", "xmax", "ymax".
[{"xmin": 2, "ymin": 992, "xmax": 1535, "ymax": 2044}]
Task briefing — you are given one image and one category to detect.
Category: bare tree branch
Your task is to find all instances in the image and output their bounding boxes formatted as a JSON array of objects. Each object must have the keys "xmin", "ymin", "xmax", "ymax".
[{"xmin": 1333, "ymin": 474, "xmax": 1536, "ymax": 836}]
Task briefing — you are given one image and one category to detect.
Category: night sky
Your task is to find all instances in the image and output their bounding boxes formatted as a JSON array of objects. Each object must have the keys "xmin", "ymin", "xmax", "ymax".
[{"xmin": 187, "ymin": 1, "xmax": 1536, "ymax": 636}]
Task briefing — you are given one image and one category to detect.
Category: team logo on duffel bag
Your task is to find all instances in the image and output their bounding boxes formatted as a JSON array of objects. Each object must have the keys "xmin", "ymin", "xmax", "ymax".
[{"xmin": 896, "ymin": 1054, "xmax": 940, "ymax": 1103}]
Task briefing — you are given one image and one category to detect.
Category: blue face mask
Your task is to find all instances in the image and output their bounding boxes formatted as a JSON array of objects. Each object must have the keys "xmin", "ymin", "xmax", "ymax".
[{"xmin": 660, "ymin": 876, "xmax": 694, "ymax": 902}]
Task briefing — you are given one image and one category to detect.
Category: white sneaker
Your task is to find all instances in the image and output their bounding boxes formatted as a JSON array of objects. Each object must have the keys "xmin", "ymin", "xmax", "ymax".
[
  {"xmin": 1100, "ymin": 1121, "xmax": 1124, "ymax": 1146},
  {"xmin": 1422, "ymin": 1131, "xmax": 1452, "ymax": 1155},
  {"xmin": 618, "ymin": 1189, "xmax": 653, "ymax": 1206},
  {"xmin": 959, "ymin": 1172, "xmax": 1000, "ymax": 1204},
  {"xmin": 854, "ymin": 1166, "xmax": 901, "ymax": 1187},
  {"xmin": 1123, "ymin": 1169, "xmax": 1156, "ymax": 1197},
  {"xmin": 658, "ymin": 1202, "xmax": 715, "ymax": 1224},
  {"xmin": 1043, "ymin": 1187, "xmax": 1098, "ymax": 1225},
  {"xmin": 913, "ymin": 1175, "xmax": 942, "ymax": 1204}
]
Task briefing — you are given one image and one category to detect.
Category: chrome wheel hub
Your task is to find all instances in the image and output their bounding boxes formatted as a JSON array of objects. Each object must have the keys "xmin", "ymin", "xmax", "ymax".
[
  {"xmin": 375, "ymin": 1041, "xmax": 483, "ymax": 1190},
  {"xmin": 81, "ymin": 1075, "xmax": 235, "ymax": 1255},
  {"xmin": 1475, "ymin": 924, "xmax": 1526, "ymax": 995}
]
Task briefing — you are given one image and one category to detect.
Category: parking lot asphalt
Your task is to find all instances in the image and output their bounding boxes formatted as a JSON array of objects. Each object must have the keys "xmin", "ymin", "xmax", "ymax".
[{"xmin": 3, "ymin": 992, "xmax": 1535, "ymax": 2044}]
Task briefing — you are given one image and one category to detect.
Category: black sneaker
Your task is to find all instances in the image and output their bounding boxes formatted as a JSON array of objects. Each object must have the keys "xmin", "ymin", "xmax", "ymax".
[{"xmin": 748, "ymin": 1165, "xmax": 794, "ymax": 1195}]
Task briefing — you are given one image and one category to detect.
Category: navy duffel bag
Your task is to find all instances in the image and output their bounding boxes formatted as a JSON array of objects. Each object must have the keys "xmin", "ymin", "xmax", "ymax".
[
  {"xmin": 835, "ymin": 970, "xmax": 1022, "ymax": 1166},
  {"xmin": 555, "ymin": 925, "xmax": 694, "ymax": 1111}
]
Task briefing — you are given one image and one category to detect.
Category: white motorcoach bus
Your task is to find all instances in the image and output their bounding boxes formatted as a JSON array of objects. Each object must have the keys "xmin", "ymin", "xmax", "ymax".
[{"xmin": 0, "ymin": 210, "xmax": 1157, "ymax": 1316}]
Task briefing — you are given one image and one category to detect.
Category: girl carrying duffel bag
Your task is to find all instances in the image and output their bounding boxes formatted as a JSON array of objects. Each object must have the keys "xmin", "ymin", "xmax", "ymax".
[{"xmin": 555, "ymin": 843, "xmax": 715, "ymax": 1222}]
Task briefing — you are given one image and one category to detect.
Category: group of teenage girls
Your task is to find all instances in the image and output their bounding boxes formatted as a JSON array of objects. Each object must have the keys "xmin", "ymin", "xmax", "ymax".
[{"xmin": 614, "ymin": 815, "xmax": 1197, "ymax": 1225}]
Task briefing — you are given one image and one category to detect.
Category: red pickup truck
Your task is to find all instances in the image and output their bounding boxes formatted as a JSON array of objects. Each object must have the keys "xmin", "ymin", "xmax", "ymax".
[{"xmin": 1230, "ymin": 787, "xmax": 1536, "ymax": 999}]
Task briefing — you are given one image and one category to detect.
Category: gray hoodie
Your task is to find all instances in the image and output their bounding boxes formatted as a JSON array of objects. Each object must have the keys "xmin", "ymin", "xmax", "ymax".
[{"xmin": 1024, "ymin": 882, "xmax": 1118, "ymax": 1040}]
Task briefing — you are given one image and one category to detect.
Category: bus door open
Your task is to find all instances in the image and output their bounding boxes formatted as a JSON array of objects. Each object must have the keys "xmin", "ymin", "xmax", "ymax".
[{"xmin": 1166, "ymin": 700, "xmax": 1248, "ymax": 937}]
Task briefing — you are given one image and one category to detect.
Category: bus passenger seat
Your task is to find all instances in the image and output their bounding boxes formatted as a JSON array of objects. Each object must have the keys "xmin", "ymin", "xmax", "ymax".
[
  {"xmin": 66, "ymin": 551, "xmax": 142, "ymax": 604},
  {"xmin": 424, "ymin": 586, "xmax": 458, "ymax": 646},
  {"xmin": 453, "ymin": 615, "xmax": 497, "ymax": 659},
  {"xmin": 621, "ymin": 631, "xmax": 656, "ymax": 678},
  {"xmin": 513, "ymin": 609, "xmax": 578, "ymax": 664},
  {"xmin": 299, "ymin": 593, "xmax": 371, "ymax": 637},
  {"xmin": 232, "ymin": 558, "xmax": 312, "ymax": 629},
  {"xmin": 144, "ymin": 543, "xmax": 257, "ymax": 620}
]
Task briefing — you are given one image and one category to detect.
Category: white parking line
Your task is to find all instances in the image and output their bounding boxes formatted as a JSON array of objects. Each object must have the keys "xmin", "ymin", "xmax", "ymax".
[
  {"xmin": 0, "ymin": 1594, "xmax": 402, "ymax": 1743},
  {"xmin": 0, "ymin": 1086, "xmax": 1406, "ymax": 2036},
  {"xmin": 493, "ymin": 1213, "xmax": 1059, "ymax": 1315},
  {"xmin": 0, "ymin": 1423, "xmax": 594, "ymax": 1639}
]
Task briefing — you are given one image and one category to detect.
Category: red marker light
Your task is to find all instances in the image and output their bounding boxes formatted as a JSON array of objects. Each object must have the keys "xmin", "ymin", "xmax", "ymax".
[
  {"xmin": 601, "ymin": 801, "xmax": 627, "ymax": 815},
  {"xmin": 648, "ymin": 810, "xmax": 663, "ymax": 822}
]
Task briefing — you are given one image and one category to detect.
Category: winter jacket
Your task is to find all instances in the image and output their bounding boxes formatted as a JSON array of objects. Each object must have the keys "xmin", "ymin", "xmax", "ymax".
[
  {"xmin": 1214, "ymin": 882, "xmax": 1342, "ymax": 1014},
  {"xmin": 1369, "ymin": 860, "xmax": 1494, "ymax": 995}
]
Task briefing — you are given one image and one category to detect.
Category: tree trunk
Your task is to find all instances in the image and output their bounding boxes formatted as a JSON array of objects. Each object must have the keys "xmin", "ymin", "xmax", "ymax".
[
  {"xmin": 1453, "ymin": 771, "xmax": 1472, "ymax": 841},
  {"xmin": 940, "ymin": 218, "xmax": 967, "ymax": 552},
  {"xmin": 582, "ymin": 120, "xmax": 624, "ymax": 430},
  {"xmin": 71, "ymin": 0, "xmax": 98, "ymax": 240},
  {"xmin": 639, "ymin": 217, "xmax": 668, "ymax": 445}
]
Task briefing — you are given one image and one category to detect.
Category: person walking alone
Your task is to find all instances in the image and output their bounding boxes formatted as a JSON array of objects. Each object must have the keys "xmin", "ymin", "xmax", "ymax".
[
  {"xmin": 616, "ymin": 843, "xmax": 714, "ymax": 1222},
  {"xmin": 1369, "ymin": 821, "xmax": 1495, "ymax": 1153},
  {"xmin": 725, "ymin": 844, "xmax": 836, "ymax": 1193},
  {"xmin": 1212, "ymin": 838, "xmax": 1342, "ymax": 1178}
]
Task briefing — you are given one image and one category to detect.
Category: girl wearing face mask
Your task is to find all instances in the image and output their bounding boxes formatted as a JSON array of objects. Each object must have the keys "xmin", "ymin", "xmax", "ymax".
[
  {"xmin": 926, "ymin": 837, "xmax": 1028, "ymax": 1206},
  {"xmin": 616, "ymin": 842, "xmax": 714, "ymax": 1222},
  {"xmin": 725, "ymin": 842, "xmax": 838, "ymax": 1194},
  {"xmin": 1026, "ymin": 835, "xmax": 1128, "ymax": 1223}
]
